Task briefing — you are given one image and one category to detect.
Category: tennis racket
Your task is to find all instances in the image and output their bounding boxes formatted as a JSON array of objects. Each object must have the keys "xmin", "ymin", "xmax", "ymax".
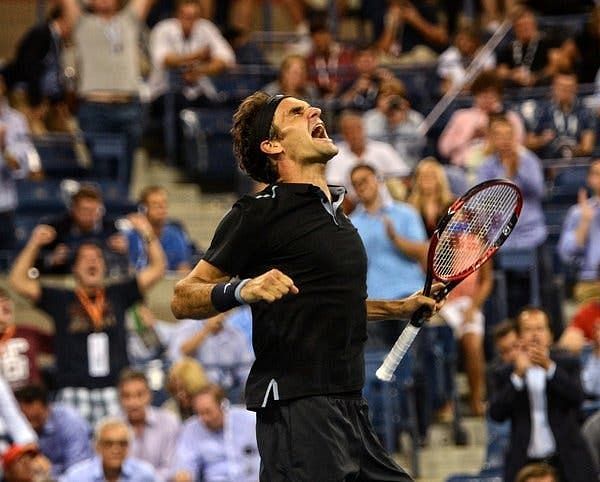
[{"xmin": 375, "ymin": 179, "xmax": 523, "ymax": 382}]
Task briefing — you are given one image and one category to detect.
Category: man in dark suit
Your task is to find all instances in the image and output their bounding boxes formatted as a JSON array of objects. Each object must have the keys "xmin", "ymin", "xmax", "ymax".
[{"xmin": 489, "ymin": 306, "xmax": 595, "ymax": 482}]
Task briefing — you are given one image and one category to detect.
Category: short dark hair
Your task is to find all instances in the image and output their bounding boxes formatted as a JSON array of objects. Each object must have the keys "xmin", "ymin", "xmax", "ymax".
[
  {"xmin": 71, "ymin": 184, "xmax": 103, "ymax": 206},
  {"xmin": 231, "ymin": 91, "xmax": 281, "ymax": 184},
  {"xmin": 470, "ymin": 71, "xmax": 503, "ymax": 96},
  {"xmin": 350, "ymin": 163, "xmax": 377, "ymax": 180},
  {"xmin": 73, "ymin": 241, "xmax": 105, "ymax": 265},
  {"xmin": 118, "ymin": 368, "xmax": 149, "ymax": 389},
  {"xmin": 515, "ymin": 306, "xmax": 553, "ymax": 337},
  {"xmin": 515, "ymin": 463, "xmax": 557, "ymax": 482},
  {"xmin": 14, "ymin": 384, "xmax": 49, "ymax": 406},
  {"xmin": 493, "ymin": 319, "xmax": 517, "ymax": 344}
]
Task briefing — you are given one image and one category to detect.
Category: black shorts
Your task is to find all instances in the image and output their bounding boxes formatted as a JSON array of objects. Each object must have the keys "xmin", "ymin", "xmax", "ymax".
[{"xmin": 256, "ymin": 394, "xmax": 413, "ymax": 481}]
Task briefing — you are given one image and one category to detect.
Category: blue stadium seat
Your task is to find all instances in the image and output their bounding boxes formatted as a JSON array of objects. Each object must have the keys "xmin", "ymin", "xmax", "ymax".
[
  {"xmin": 483, "ymin": 270, "xmax": 508, "ymax": 360},
  {"xmin": 32, "ymin": 134, "xmax": 87, "ymax": 179},
  {"xmin": 496, "ymin": 248, "xmax": 541, "ymax": 305},
  {"xmin": 84, "ymin": 132, "xmax": 129, "ymax": 185},
  {"xmin": 15, "ymin": 179, "xmax": 64, "ymax": 215}
]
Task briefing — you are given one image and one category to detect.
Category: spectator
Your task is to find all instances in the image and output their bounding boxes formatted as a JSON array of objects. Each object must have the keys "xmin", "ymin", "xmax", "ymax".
[
  {"xmin": 66, "ymin": 0, "xmax": 156, "ymax": 186},
  {"xmin": 349, "ymin": 164, "xmax": 427, "ymax": 305},
  {"xmin": 407, "ymin": 157, "xmax": 455, "ymax": 238},
  {"xmin": 221, "ymin": 26, "xmax": 266, "ymax": 66},
  {"xmin": 338, "ymin": 46, "xmax": 397, "ymax": 112},
  {"xmin": 62, "ymin": 417, "xmax": 157, "ymax": 482},
  {"xmin": 557, "ymin": 159, "xmax": 600, "ymax": 305},
  {"xmin": 8, "ymin": 218, "xmax": 166, "ymax": 425},
  {"xmin": 118, "ymin": 368, "xmax": 180, "ymax": 479},
  {"xmin": 516, "ymin": 462, "xmax": 558, "ymax": 482},
  {"xmin": 477, "ymin": 116, "xmax": 548, "ymax": 316},
  {"xmin": 377, "ymin": 0, "xmax": 449, "ymax": 63},
  {"xmin": 163, "ymin": 357, "xmax": 208, "ymax": 421},
  {"xmin": 526, "ymin": 70, "xmax": 595, "ymax": 159},
  {"xmin": 167, "ymin": 310, "xmax": 253, "ymax": 401},
  {"xmin": 0, "ymin": 288, "xmax": 53, "ymax": 390},
  {"xmin": 362, "ymin": 78, "xmax": 425, "ymax": 169},
  {"xmin": 559, "ymin": 299, "xmax": 600, "ymax": 355},
  {"xmin": 38, "ymin": 183, "xmax": 128, "ymax": 275},
  {"xmin": 437, "ymin": 26, "xmax": 496, "ymax": 94},
  {"xmin": 262, "ymin": 55, "xmax": 319, "ymax": 100},
  {"xmin": 14, "ymin": 384, "xmax": 93, "ymax": 478},
  {"xmin": 128, "ymin": 185, "xmax": 197, "ymax": 274},
  {"xmin": 148, "ymin": 0, "xmax": 235, "ymax": 104},
  {"xmin": 3, "ymin": 1, "xmax": 78, "ymax": 135},
  {"xmin": 306, "ymin": 19, "xmax": 355, "ymax": 100},
  {"xmin": 326, "ymin": 111, "xmax": 410, "ymax": 207},
  {"xmin": 0, "ymin": 74, "xmax": 41, "ymax": 261},
  {"xmin": 489, "ymin": 307, "xmax": 596, "ymax": 482},
  {"xmin": 1, "ymin": 444, "xmax": 51, "ymax": 482},
  {"xmin": 438, "ymin": 70, "xmax": 525, "ymax": 170},
  {"xmin": 438, "ymin": 257, "xmax": 493, "ymax": 417},
  {"xmin": 496, "ymin": 7, "xmax": 560, "ymax": 88},
  {"xmin": 171, "ymin": 383, "xmax": 259, "ymax": 482}
]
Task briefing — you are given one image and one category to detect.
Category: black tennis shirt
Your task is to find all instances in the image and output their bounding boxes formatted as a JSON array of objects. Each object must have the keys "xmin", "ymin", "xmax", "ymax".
[{"xmin": 203, "ymin": 183, "xmax": 368, "ymax": 409}]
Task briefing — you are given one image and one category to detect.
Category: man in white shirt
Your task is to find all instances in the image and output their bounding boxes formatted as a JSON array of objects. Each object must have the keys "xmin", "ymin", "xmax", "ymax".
[
  {"xmin": 489, "ymin": 307, "xmax": 595, "ymax": 482},
  {"xmin": 148, "ymin": 0, "xmax": 236, "ymax": 103},
  {"xmin": 326, "ymin": 111, "xmax": 409, "ymax": 207}
]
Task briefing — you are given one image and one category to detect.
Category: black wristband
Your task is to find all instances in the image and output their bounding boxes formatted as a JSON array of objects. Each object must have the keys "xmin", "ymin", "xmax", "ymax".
[{"xmin": 211, "ymin": 280, "xmax": 244, "ymax": 312}]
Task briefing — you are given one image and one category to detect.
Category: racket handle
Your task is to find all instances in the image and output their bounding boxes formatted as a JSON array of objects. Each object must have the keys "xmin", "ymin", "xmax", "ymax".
[
  {"xmin": 375, "ymin": 324, "xmax": 421, "ymax": 382},
  {"xmin": 411, "ymin": 305, "xmax": 432, "ymax": 325}
]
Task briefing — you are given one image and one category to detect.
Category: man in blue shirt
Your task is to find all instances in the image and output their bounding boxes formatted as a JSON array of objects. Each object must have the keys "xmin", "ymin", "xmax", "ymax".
[
  {"xmin": 61, "ymin": 417, "xmax": 157, "ymax": 482},
  {"xmin": 558, "ymin": 159, "xmax": 600, "ymax": 303},
  {"xmin": 171, "ymin": 383, "xmax": 259, "ymax": 482},
  {"xmin": 14, "ymin": 384, "xmax": 92, "ymax": 478}
]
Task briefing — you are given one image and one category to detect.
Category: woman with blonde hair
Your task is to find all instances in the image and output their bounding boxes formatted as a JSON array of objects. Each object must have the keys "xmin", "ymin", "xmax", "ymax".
[
  {"xmin": 409, "ymin": 157, "xmax": 492, "ymax": 416},
  {"xmin": 163, "ymin": 357, "xmax": 208, "ymax": 421}
]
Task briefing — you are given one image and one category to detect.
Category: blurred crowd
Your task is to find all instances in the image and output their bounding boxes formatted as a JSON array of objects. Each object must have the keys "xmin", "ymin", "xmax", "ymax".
[{"xmin": 2, "ymin": 0, "xmax": 600, "ymax": 481}]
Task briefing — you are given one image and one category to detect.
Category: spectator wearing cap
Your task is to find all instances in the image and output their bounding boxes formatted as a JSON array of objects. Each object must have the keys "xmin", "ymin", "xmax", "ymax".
[
  {"xmin": 1, "ymin": 444, "xmax": 50, "ymax": 482},
  {"xmin": 526, "ymin": 70, "xmax": 596, "ymax": 159},
  {"xmin": 8, "ymin": 219, "xmax": 166, "ymax": 426},
  {"xmin": 362, "ymin": 78, "xmax": 425, "ymax": 169},
  {"xmin": 0, "ymin": 74, "xmax": 41, "ymax": 262},
  {"xmin": 171, "ymin": 383, "xmax": 259, "ymax": 482},
  {"xmin": 14, "ymin": 384, "xmax": 93, "ymax": 478},
  {"xmin": 38, "ymin": 184, "xmax": 128, "ymax": 275},
  {"xmin": 0, "ymin": 288, "xmax": 53, "ymax": 391},
  {"xmin": 118, "ymin": 368, "xmax": 180, "ymax": 479},
  {"xmin": 128, "ymin": 185, "xmax": 197, "ymax": 274},
  {"xmin": 62, "ymin": 417, "xmax": 157, "ymax": 482}
]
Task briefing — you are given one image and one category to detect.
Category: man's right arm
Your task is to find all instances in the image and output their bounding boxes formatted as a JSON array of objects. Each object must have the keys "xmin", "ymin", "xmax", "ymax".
[
  {"xmin": 171, "ymin": 261, "xmax": 298, "ymax": 320},
  {"xmin": 8, "ymin": 225, "xmax": 57, "ymax": 303}
]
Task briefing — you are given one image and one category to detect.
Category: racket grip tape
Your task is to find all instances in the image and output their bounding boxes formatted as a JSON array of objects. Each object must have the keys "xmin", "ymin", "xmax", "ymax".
[{"xmin": 375, "ymin": 324, "xmax": 421, "ymax": 382}]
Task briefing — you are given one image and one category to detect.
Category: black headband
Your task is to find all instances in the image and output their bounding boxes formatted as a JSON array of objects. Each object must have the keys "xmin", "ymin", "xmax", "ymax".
[{"xmin": 249, "ymin": 94, "xmax": 288, "ymax": 164}]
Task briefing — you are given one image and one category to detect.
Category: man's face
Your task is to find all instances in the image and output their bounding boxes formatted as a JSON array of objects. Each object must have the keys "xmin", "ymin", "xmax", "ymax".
[
  {"xmin": 351, "ymin": 168, "xmax": 379, "ymax": 205},
  {"xmin": 489, "ymin": 121, "xmax": 515, "ymax": 155},
  {"xmin": 552, "ymin": 74, "xmax": 577, "ymax": 105},
  {"xmin": 311, "ymin": 31, "xmax": 332, "ymax": 54},
  {"xmin": 119, "ymin": 379, "xmax": 151, "ymax": 425},
  {"xmin": 72, "ymin": 244, "xmax": 106, "ymax": 288},
  {"xmin": 281, "ymin": 59, "xmax": 308, "ymax": 91},
  {"xmin": 177, "ymin": 3, "xmax": 200, "ymax": 37},
  {"xmin": 474, "ymin": 89, "xmax": 500, "ymax": 113},
  {"xmin": 0, "ymin": 296, "xmax": 14, "ymax": 330},
  {"xmin": 588, "ymin": 161, "xmax": 600, "ymax": 195},
  {"xmin": 513, "ymin": 13, "xmax": 538, "ymax": 43},
  {"xmin": 496, "ymin": 330, "xmax": 519, "ymax": 364},
  {"xmin": 194, "ymin": 393, "xmax": 224, "ymax": 432},
  {"xmin": 97, "ymin": 425, "xmax": 129, "ymax": 471},
  {"xmin": 518, "ymin": 310, "xmax": 553, "ymax": 349},
  {"xmin": 456, "ymin": 32, "xmax": 477, "ymax": 57},
  {"xmin": 340, "ymin": 115, "xmax": 364, "ymax": 153},
  {"xmin": 269, "ymin": 97, "xmax": 338, "ymax": 166},
  {"xmin": 17, "ymin": 401, "xmax": 49, "ymax": 433},
  {"xmin": 71, "ymin": 198, "xmax": 103, "ymax": 233},
  {"xmin": 144, "ymin": 191, "xmax": 168, "ymax": 226},
  {"xmin": 354, "ymin": 50, "xmax": 377, "ymax": 75}
]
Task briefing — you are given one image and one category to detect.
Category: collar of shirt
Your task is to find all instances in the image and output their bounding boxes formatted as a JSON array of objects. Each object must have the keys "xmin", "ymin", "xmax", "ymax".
[{"xmin": 41, "ymin": 407, "xmax": 59, "ymax": 436}]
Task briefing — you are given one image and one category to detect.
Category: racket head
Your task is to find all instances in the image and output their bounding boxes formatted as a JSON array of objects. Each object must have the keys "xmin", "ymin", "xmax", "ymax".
[{"xmin": 426, "ymin": 179, "xmax": 523, "ymax": 291}]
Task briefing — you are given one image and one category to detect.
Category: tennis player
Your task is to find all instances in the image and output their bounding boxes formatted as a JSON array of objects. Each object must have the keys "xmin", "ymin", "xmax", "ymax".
[{"xmin": 171, "ymin": 92, "xmax": 441, "ymax": 481}]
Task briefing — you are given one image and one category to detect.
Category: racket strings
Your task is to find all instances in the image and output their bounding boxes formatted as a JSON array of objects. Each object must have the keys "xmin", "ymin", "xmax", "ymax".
[{"xmin": 434, "ymin": 184, "xmax": 519, "ymax": 279}]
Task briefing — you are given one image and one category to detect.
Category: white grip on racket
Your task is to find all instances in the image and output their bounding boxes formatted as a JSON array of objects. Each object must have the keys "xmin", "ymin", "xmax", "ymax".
[{"xmin": 375, "ymin": 324, "xmax": 421, "ymax": 381}]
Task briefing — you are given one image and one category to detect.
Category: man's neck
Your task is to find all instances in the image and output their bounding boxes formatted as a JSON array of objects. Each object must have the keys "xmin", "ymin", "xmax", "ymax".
[
  {"xmin": 151, "ymin": 222, "xmax": 163, "ymax": 237},
  {"xmin": 350, "ymin": 144, "xmax": 365, "ymax": 158},
  {"xmin": 104, "ymin": 466, "xmax": 121, "ymax": 482},
  {"xmin": 278, "ymin": 160, "xmax": 331, "ymax": 201},
  {"xmin": 557, "ymin": 99, "xmax": 574, "ymax": 112},
  {"xmin": 364, "ymin": 196, "xmax": 383, "ymax": 214}
]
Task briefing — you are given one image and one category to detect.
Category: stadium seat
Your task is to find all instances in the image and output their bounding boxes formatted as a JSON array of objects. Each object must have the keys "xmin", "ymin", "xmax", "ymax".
[
  {"xmin": 32, "ymin": 133, "xmax": 88, "ymax": 179},
  {"xmin": 496, "ymin": 248, "xmax": 541, "ymax": 306},
  {"xmin": 84, "ymin": 132, "xmax": 129, "ymax": 185},
  {"xmin": 483, "ymin": 270, "xmax": 508, "ymax": 360}
]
